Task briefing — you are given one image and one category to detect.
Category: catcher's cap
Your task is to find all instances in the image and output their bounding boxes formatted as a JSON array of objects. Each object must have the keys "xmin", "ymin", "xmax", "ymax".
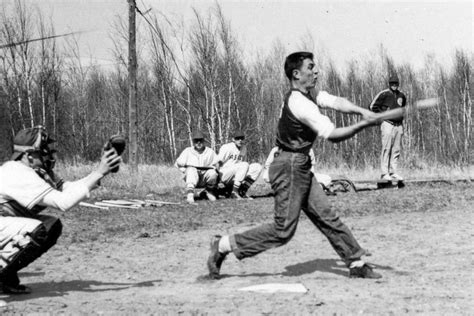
[
  {"xmin": 11, "ymin": 126, "xmax": 55, "ymax": 161},
  {"xmin": 388, "ymin": 74, "xmax": 399, "ymax": 84},
  {"xmin": 233, "ymin": 131, "xmax": 245, "ymax": 139},
  {"xmin": 191, "ymin": 131, "xmax": 205, "ymax": 140}
]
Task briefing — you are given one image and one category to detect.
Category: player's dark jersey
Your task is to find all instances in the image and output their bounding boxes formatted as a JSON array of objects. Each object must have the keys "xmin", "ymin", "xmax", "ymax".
[
  {"xmin": 369, "ymin": 89, "xmax": 407, "ymax": 125},
  {"xmin": 275, "ymin": 89, "xmax": 316, "ymax": 154}
]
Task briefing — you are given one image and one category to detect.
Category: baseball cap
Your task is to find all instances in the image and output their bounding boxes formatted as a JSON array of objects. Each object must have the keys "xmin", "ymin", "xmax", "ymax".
[
  {"xmin": 11, "ymin": 126, "xmax": 55, "ymax": 160},
  {"xmin": 388, "ymin": 74, "xmax": 399, "ymax": 84},
  {"xmin": 233, "ymin": 131, "xmax": 245, "ymax": 139},
  {"xmin": 191, "ymin": 131, "xmax": 205, "ymax": 140}
]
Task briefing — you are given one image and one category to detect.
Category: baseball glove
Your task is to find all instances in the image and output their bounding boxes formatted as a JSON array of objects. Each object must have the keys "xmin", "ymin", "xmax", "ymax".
[{"xmin": 104, "ymin": 135, "xmax": 126, "ymax": 173}]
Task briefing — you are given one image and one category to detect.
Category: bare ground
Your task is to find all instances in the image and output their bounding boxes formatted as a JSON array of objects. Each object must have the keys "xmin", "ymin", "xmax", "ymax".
[{"xmin": 1, "ymin": 182, "xmax": 473, "ymax": 315}]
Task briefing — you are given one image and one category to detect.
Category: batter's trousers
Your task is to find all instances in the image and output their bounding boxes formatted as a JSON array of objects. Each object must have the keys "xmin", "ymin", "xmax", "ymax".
[{"xmin": 230, "ymin": 151, "xmax": 365, "ymax": 265}]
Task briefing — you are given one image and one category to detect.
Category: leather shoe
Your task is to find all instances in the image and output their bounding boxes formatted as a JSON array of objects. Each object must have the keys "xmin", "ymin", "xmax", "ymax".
[
  {"xmin": 349, "ymin": 264, "xmax": 382, "ymax": 279},
  {"xmin": 2, "ymin": 283, "xmax": 32, "ymax": 294},
  {"xmin": 207, "ymin": 235, "xmax": 228, "ymax": 279}
]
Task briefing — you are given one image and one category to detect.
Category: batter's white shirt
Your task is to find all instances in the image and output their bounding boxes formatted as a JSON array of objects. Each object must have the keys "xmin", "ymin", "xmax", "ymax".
[
  {"xmin": 175, "ymin": 146, "xmax": 218, "ymax": 172},
  {"xmin": 288, "ymin": 90, "xmax": 337, "ymax": 139},
  {"xmin": 0, "ymin": 161, "xmax": 54, "ymax": 211},
  {"xmin": 217, "ymin": 143, "xmax": 247, "ymax": 169}
]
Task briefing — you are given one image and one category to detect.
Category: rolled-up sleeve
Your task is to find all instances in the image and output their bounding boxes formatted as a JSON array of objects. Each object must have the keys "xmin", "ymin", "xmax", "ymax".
[
  {"xmin": 288, "ymin": 92, "xmax": 335, "ymax": 139},
  {"xmin": 315, "ymin": 91, "xmax": 338, "ymax": 109}
]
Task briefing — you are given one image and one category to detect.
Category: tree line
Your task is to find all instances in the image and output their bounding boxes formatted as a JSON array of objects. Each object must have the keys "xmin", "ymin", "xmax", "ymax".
[{"xmin": 0, "ymin": 1, "xmax": 472, "ymax": 167}]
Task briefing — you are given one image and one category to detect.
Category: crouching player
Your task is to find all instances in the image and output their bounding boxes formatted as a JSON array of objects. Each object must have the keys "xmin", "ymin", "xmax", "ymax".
[
  {"xmin": 217, "ymin": 131, "xmax": 262, "ymax": 199},
  {"xmin": 175, "ymin": 131, "xmax": 219, "ymax": 204},
  {"xmin": 0, "ymin": 126, "xmax": 121, "ymax": 294}
]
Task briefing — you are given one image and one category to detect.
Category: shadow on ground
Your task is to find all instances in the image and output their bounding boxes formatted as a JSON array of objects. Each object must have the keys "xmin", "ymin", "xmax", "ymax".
[{"xmin": 4, "ymin": 279, "xmax": 161, "ymax": 302}]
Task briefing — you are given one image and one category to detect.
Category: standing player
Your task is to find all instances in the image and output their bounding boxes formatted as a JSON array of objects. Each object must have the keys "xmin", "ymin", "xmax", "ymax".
[
  {"xmin": 0, "ymin": 126, "xmax": 121, "ymax": 294},
  {"xmin": 216, "ymin": 131, "xmax": 262, "ymax": 199},
  {"xmin": 369, "ymin": 74, "xmax": 407, "ymax": 181},
  {"xmin": 175, "ymin": 131, "xmax": 219, "ymax": 204},
  {"xmin": 207, "ymin": 52, "xmax": 382, "ymax": 279}
]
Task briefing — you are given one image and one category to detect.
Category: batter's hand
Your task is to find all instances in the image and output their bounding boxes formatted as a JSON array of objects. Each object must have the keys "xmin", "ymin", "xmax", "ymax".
[
  {"xmin": 97, "ymin": 148, "xmax": 122, "ymax": 176},
  {"xmin": 360, "ymin": 108, "xmax": 379, "ymax": 123}
]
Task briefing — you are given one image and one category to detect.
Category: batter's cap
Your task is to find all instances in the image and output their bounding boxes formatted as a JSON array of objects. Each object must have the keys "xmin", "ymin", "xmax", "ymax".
[{"xmin": 11, "ymin": 126, "xmax": 55, "ymax": 160}]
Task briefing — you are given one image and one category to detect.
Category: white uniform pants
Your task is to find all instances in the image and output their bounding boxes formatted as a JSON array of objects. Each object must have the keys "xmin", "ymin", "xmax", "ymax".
[
  {"xmin": 381, "ymin": 122, "xmax": 403, "ymax": 175},
  {"xmin": 0, "ymin": 217, "xmax": 42, "ymax": 268},
  {"xmin": 184, "ymin": 167, "xmax": 218, "ymax": 190},
  {"xmin": 220, "ymin": 162, "xmax": 262, "ymax": 188}
]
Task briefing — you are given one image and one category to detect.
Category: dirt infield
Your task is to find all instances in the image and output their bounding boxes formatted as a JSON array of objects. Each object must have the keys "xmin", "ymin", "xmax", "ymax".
[{"xmin": 1, "ymin": 182, "xmax": 473, "ymax": 315}]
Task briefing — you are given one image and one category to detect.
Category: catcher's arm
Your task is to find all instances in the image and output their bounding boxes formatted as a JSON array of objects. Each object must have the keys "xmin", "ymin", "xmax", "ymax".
[{"xmin": 39, "ymin": 149, "xmax": 121, "ymax": 212}]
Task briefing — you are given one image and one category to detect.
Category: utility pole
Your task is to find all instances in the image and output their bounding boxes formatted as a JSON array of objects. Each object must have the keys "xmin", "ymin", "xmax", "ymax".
[
  {"xmin": 128, "ymin": 0, "xmax": 138, "ymax": 170},
  {"xmin": 0, "ymin": 91, "xmax": 12, "ymax": 162}
]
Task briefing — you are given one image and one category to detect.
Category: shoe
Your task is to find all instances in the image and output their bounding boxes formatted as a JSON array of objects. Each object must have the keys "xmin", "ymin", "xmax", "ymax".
[
  {"xmin": 2, "ymin": 283, "xmax": 32, "ymax": 294},
  {"xmin": 381, "ymin": 174, "xmax": 392, "ymax": 181},
  {"xmin": 349, "ymin": 264, "xmax": 382, "ymax": 279},
  {"xmin": 186, "ymin": 193, "xmax": 195, "ymax": 204},
  {"xmin": 230, "ymin": 191, "xmax": 243, "ymax": 200},
  {"xmin": 205, "ymin": 191, "xmax": 217, "ymax": 202},
  {"xmin": 207, "ymin": 235, "xmax": 228, "ymax": 279},
  {"xmin": 1, "ymin": 273, "xmax": 32, "ymax": 294},
  {"xmin": 390, "ymin": 173, "xmax": 404, "ymax": 181}
]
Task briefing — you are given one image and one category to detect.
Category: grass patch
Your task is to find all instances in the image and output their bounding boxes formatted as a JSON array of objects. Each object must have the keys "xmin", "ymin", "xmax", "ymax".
[{"xmin": 55, "ymin": 162, "xmax": 473, "ymax": 197}]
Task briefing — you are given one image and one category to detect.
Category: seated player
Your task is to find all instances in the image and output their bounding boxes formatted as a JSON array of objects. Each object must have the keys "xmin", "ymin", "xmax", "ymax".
[
  {"xmin": 175, "ymin": 131, "xmax": 219, "ymax": 204},
  {"xmin": 216, "ymin": 131, "xmax": 262, "ymax": 200},
  {"xmin": 0, "ymin": 126, "xmax": 121, "ymax": 294}
]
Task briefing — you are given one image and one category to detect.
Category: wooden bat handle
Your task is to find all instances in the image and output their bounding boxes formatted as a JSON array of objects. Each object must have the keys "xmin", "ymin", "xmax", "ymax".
[{"xmin": 374, "ymin": 97, "xmax": 439, "ymax": 122}]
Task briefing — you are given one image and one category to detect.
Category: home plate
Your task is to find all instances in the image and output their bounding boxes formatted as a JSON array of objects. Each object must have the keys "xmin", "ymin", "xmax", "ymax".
[{"xmin": 238, "ymin": 283, "xmax": 308, "ymax": 293}]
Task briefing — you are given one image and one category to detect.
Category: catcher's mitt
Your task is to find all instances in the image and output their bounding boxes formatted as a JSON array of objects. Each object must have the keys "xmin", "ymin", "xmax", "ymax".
[{"xmin": 104, "ymin": 135, "xmax": 126, "ymax": 173}]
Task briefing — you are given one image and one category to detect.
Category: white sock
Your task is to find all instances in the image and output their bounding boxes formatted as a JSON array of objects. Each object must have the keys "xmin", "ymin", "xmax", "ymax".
[
  {"xmin": 218, "ymin": 235, "xmax": 232, "ymax": 254},
  {"xmin": 349, "ymin": 260, "xmax": 365, "ymax": 268}
]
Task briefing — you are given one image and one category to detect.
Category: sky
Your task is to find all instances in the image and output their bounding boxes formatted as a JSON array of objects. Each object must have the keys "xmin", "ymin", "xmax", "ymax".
[{"xmin": 2, "ymin": 0, "xmax": 473, "ymax": 72}]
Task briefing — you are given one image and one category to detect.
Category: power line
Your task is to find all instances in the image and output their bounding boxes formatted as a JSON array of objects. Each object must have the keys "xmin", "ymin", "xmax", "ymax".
[
  {"xmin": 134, "ymin": 3, "xmax": 192, "ymax": 90},
  {"xmin": 0, "ymin": 31, "xmax": 84, "ymax": 50}
]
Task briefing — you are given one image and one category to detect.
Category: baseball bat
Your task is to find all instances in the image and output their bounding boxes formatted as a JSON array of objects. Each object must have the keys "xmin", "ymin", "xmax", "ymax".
[
  {"xmin": 79, "ymin": 201, "xmax": 109, "ymax": 210},
  {"xmin": 184, "ymin": 165, "xmax": 216, "ymax": 170},
  {"xmin": 375, "ymin": 97, "xmax": 439, "ymax": 122}
]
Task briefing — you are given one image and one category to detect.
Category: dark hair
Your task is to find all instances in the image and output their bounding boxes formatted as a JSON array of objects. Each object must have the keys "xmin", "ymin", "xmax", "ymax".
[{"xmin": 284, "ymin": 52, "xmax": 314, "ymax": 80}]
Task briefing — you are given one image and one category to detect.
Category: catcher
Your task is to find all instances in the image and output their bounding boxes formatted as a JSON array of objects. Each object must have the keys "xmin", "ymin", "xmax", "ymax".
[{"xmin": 0, "ymin": 126, "xmax": 122, "ymax": 294}]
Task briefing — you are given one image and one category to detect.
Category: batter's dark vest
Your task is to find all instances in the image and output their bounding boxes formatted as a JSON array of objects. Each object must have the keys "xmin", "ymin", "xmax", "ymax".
[{"xmin": 275, "ymin": 89, "xmax": 317, "ymax": 154}]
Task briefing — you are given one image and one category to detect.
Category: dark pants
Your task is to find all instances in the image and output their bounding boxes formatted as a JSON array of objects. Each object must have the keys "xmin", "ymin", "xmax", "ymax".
[{"xmin": 230, "ymin": 151, "xmax": 365, "ymax": 265}]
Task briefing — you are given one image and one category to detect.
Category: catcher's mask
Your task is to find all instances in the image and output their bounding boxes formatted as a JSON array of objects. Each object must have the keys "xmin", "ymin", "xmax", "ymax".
[{"xmin": 12, "ymin": 125, "xmax": 57, "ymax": 171}]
